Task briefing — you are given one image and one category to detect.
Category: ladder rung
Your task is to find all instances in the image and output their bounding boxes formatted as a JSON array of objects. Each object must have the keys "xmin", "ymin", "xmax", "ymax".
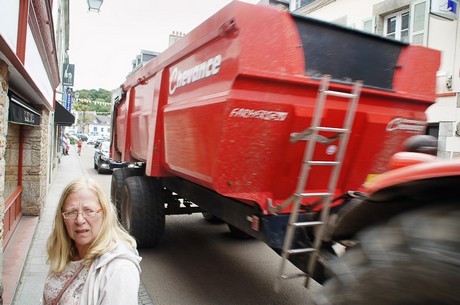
[
  {"xmin": 298, "ymin": 192, "xmax": 331, "ymax": 198},
  {"xmin": 306, "ymin": 161, "xmax": 339, "ymax": 166},
  {"xmin": 287, "ymin": 248, "xmax": 316, "ymax": 255},
  {"xmin": 324, "ymin": 90, "xmax": 356, "ymax": 99},
  {"xmin": 280, "ymin": 272, "xmax": 307, "ymax": 280},
  {"xmin": 292, "ymin": 221, "xmax": 323, "ymax": 227},
  {"xmin": 315, "ymin": 127, "xmax": 348, "ymax": 133}
]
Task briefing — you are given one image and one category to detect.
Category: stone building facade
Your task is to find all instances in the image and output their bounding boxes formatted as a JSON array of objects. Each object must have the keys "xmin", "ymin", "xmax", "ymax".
[
  {"xmin": 0, "ymin": 0, "xmax": 74, "ymax": 302},
  {"xmin": 0, "ymin": 59, "xmax": 9, "ymax": 304}
]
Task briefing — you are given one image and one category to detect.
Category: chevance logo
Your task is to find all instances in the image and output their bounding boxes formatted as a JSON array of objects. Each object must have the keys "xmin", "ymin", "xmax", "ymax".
[
  {"xmin": 169, "ymin": 54, "xmax": 222, "ymax": 95},
  {"xmin": 386, "ymin": 118, "xmax": 426, "ymax": 132}
]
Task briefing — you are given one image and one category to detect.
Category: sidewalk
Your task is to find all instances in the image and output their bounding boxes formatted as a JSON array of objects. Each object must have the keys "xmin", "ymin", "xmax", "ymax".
[{"xmin": 8, "ymin": 150, "xmax": 154, "ymax": 304}]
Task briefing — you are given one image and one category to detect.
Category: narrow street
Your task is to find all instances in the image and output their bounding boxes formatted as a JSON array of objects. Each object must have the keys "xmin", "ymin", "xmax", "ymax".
[{"xmin": 81, "ymin": 143, "xmax": 321, "ymax": 305}]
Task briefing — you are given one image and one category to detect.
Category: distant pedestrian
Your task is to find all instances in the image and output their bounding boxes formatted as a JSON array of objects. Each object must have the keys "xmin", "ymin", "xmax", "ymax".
[
  {"xmin": 61, "ymin": 134, "xmax": 69, "ymax": 156},
  {"xmin": 77, "ymin": 139, "xmax": 82, "ymax": 156},
  {"xmin": 42, "ymin": 177, "xmax": 141, "ymax": 305}
]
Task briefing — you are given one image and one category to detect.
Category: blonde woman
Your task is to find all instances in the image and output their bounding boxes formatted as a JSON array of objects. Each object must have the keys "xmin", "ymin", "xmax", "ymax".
[{"xmin": 43, "ymin": 177, "xmax": 141, "ymax": 305}]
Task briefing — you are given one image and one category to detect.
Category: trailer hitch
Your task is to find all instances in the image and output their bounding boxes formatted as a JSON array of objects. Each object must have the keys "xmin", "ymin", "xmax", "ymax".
[{"xmin": 290, "ymin": 128, "xmax": 342, "ymax": 144}]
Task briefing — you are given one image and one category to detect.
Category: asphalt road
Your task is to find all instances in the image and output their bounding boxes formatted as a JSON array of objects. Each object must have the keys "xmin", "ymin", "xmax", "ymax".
[{"xmin": 82, "ymin": 143, "xmax": 321, "ymax": 305}]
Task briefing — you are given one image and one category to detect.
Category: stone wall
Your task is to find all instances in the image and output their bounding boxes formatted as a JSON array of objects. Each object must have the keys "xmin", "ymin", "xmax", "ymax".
[
  {"xmin": 0, "ymin": 58, "xmax": 10, "ymax": 305},
  {"xmin": 5, "ymin": 123, "xmax": 20, "ymax": 198},
  {"xmin": 21, "ymin": 111, "xmax": 50, "ymax": 215}
]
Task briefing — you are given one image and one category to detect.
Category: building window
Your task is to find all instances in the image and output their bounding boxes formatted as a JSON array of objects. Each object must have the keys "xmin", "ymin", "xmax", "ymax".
[
  {"xmin": 410, "ymin": 0, "xmax": 428, "ymax": 45},
  {"xmin": 426, "ymin": 123, "xmax": 439, "ymax": 139},
  {"xmin": 379, "ymin": 0, "xmax": 428, "ymax": 45},
  {"xmin": 293, "ymin": 0, "xmax": 311, "ymax": 10},
  {"xmin": 363, "ymin": 17, "xmax": 375, "ymax": 33},
  {"xmin": 384, "ymin": 10, "xmax": 410, "ymax": 42}
]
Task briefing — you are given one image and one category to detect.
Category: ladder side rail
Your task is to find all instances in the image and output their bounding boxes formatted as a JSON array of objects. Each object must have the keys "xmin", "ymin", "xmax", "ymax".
[
  {"xmin": 294, "ymin": 75, "xmax": 330, "ymax": 195},
  {"xmin": 322, "ymin": 80, "xmax": 362, "ymax": 200},
  {"xmin": 274, "ymin": 195, "xmax": 305, "ymax": 292},
  {"xmin": 305, "ymin": 81, "xmax": 362, "ymax": 287}
]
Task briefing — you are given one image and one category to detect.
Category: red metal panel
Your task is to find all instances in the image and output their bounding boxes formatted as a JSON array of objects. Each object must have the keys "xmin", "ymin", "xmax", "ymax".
[
  {"xmin": 16, "ymin": 0, "xmax": 29, "ymax": 62},
  {"xmin": 129, "ymin": 81, "xmax": 155, "ymax": 161},
  {"xmin": 365, "ymin": 159, "xmax": 460, "ymax": 194},
  {"xmin": 393, "ymin": 45, "xmax": 440, "ymax": 102}
]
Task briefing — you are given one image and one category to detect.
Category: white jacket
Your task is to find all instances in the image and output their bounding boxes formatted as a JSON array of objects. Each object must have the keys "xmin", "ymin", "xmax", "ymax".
[{"xmin": 79, "ymin": 242, "xmax": 142, "ymax": 305}]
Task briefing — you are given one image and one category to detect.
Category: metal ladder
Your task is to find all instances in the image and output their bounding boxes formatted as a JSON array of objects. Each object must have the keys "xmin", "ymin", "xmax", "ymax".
[{"xmin": 273, "ymin": 75, "xmax": 362, "ymax": 291}]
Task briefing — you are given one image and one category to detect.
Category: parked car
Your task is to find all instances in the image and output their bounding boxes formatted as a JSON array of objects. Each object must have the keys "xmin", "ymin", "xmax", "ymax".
[
  {"xmin": 93, "ymin": 141, "xmax": 130, "ymax": 174},
  {"xmin": 77, "ymin": 133, "xmax": 88, "ymax": 142},
  {"xmin": 94, "ymin": 137, "xmax": 109, "ymax": 148},
  {"xmin": 87, "ymin": 136, "xmax": 97, "ymax": 145}
]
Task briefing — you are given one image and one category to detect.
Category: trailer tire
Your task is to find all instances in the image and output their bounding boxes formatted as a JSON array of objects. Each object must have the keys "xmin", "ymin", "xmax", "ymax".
[
  {"xmin": 121, "ymin": 176, "xmax": 165, "ymax": 248},
  {"xmin": 314, "ymin": 204, "xmax": 460, "ymax": 305},
  {"xmin": 111, "ymin": 168, "xmax": 143, "ymax": 221}
]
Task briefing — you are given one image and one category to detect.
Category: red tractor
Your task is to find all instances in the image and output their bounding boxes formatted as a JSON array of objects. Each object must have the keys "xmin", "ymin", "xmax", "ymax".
[{"xmin": 314, "ymin": 136, "xmax": 460, "ymax": 304}]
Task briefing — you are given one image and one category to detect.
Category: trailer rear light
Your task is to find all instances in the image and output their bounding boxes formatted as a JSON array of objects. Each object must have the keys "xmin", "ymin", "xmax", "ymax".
[{"xmin": 246, "ymin": 215, "xmax": 260, "ymax": 231}]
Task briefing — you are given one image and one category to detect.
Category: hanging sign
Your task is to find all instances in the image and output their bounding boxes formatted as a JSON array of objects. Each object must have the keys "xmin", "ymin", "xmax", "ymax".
[
  {"xmin": 8, "ymin": 93, "xmax": 41, "ymax": 126},
  {"xmin": 65, "ymin": 87, "xmax": 73, "ymax": 111},
  {"xmin": 63, "ymin": 63, "xmax": 75, "ymax": 86},
  {"xmin": 431, "ymin": 0, "xmax": 458, "ymax": 20}
]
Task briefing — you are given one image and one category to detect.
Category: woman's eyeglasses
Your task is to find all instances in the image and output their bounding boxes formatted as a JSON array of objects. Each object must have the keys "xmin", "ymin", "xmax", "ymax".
[{"xmin": 62, "ymin": 208, "xmax": 103, "ymax": 220}]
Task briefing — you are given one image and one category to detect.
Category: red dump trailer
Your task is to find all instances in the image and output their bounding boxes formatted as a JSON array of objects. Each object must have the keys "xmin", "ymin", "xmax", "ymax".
[{"xmin": 110, "ymin": 0, "xmax": 447, "ymax": 296}]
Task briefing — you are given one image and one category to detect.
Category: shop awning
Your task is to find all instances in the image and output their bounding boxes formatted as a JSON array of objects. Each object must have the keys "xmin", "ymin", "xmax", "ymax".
[
  {"xmin": 54, "ymin": 101, "xmax": 75, "ymax": 126},
  {"xmin": 8, "ymin": 94, "xmax": 41, "ymax": 126}
]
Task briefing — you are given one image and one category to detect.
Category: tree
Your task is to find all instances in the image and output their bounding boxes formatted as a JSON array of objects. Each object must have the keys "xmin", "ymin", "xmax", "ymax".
[
  {"xmin": 73, "ymin": 88, "xmax": 111, "ymax": 133},
  {"xmin": 73, "ymin": 88, "xmax": 111, "ymax": 114}
]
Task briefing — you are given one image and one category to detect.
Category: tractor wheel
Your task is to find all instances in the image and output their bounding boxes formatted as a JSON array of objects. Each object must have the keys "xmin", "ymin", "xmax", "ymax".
[
  {"xmin": 121, "ymin": 176, "xmax": 165, "ymax": 248},
  {"xmin": 111, "ymin": 168, "xmax": 143, "ymax": 221},
  {"xmin": 314, "ymin": 204, "xmax": 460, "ymax": 305}
]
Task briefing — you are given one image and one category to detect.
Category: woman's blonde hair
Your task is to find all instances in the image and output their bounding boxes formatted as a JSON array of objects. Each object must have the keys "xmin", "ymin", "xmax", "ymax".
[{"xmin": 46, "ymin": 177, "xmax": 136, "ymax": 272}]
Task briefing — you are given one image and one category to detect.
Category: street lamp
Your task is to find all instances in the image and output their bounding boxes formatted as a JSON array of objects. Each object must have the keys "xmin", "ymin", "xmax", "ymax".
[{"xmin": 87, "ymin": 0, "xmax": 103, "ymax": 12}]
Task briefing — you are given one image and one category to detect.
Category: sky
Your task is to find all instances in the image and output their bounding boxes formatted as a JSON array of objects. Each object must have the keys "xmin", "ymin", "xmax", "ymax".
[{"xmin": 69, "ymin": 0, "xmax": 260, "ymax": 91}]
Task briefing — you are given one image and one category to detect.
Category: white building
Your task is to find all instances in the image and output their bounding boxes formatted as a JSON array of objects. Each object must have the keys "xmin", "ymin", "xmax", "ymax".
[
  {"xmin": 291, "ymin": 0, "xmax": 460, "ymax": 158},
  {"xmin": 88, "ymin": 114, "xmax": 111, "ymax": 138}
]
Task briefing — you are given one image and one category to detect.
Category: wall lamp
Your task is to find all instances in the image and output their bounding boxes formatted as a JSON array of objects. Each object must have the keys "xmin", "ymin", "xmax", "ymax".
[{"xmin": 87, "ymin": 0, "xmax": 104, "ymax": 12}]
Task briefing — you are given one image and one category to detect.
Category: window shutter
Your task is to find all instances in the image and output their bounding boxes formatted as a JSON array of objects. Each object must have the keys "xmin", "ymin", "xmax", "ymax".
[
  {"xmin": 410, "ymin": 0, "xmax": 429, "ymax": 45},
  {"xmin": 363, "ymin": 17, "xmax": 375, "ymax": 33}
]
